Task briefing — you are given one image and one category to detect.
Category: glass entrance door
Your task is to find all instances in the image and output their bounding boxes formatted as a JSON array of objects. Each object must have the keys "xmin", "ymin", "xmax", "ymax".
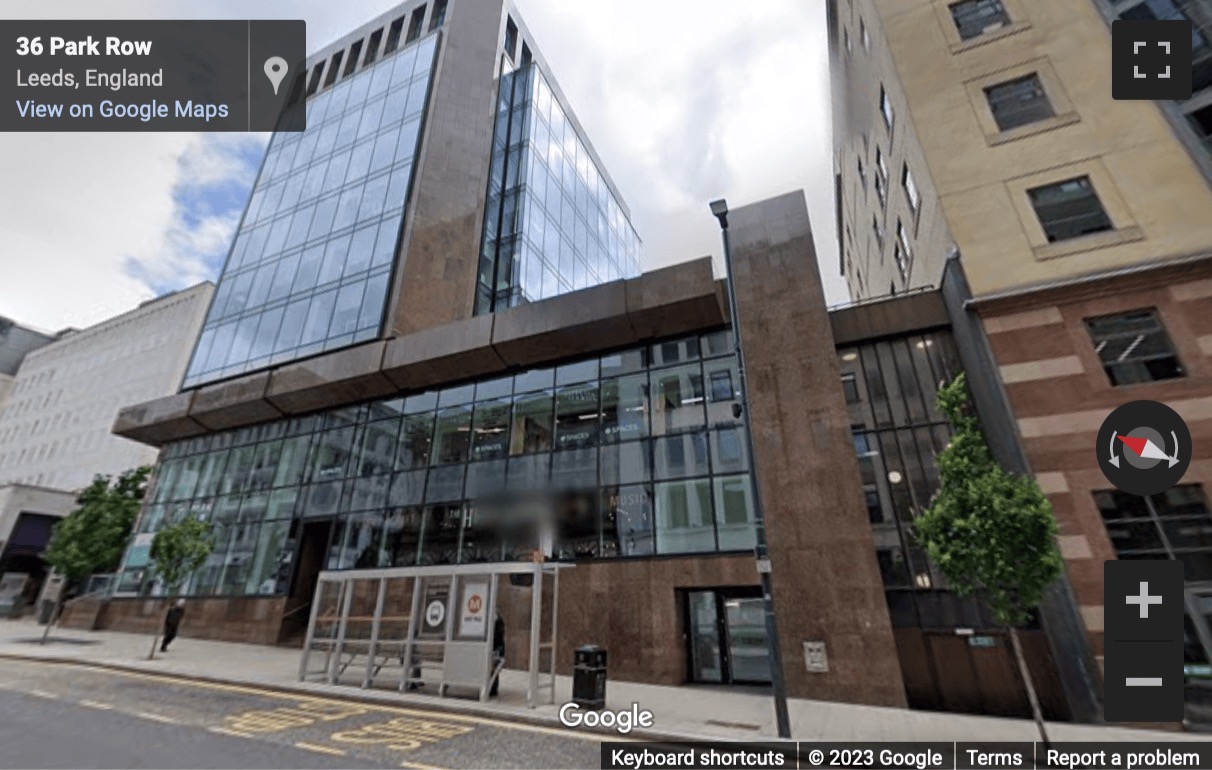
[
  {"xmin": 723, "ymin": 596, "xmax": 772, "ymax": 683},
  {"xmin": 687, "ymin": 590, "xmax": 723, "ymax": 682},
  {"xmin": 685, "ymin": 588, "xmax": 772, "ymax": 684}
]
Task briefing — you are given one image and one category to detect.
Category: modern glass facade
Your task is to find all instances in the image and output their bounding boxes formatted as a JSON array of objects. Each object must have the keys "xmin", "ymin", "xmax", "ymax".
[
  {"xmin": 475, "ymin": 62, "xmax": 642, "ymax": 314},
  {"xmin": 121, "ymin": 330, "xmax": 756, "ymax": 596},
  {"xmin": 837, "ymin": 330, "xmax": 1016, "ymax": 628},
  {"xmin": 181, "ymin": 34, "xmax": 440, "ymax": 389}
]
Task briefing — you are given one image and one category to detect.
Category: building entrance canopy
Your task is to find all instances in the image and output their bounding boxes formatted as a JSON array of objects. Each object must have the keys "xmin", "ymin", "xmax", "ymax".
[{"xmin": 298, "ymin": 561, "xmax": 567, "ymax": 706}]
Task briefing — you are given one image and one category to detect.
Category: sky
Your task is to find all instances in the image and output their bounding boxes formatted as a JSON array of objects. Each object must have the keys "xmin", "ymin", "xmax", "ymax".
[{"xmin": 0, "ymin": 0, "xmax": 841, "ymax": 333}]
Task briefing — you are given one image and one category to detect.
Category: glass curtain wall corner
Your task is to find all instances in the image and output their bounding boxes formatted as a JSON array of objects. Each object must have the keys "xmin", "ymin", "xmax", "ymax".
[
  {"xmin": 475, "ymin": 60, "xmax": 642, "ymax": 315},
  {"xmin": 182, "ymin": 34, "xmax": 441, "ymax": 390}
]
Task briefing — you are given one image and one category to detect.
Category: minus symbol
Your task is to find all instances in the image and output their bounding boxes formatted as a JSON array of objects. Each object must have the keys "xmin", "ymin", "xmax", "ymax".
[{"xmin": 1125, "ymin": 677, "xmax": 1163, "ymax": 686}]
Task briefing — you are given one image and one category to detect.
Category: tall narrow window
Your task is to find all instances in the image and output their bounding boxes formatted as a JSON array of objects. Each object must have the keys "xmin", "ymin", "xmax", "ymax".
[
  {"xmin": 902, "ymin": 164, "xmax": 920, "ymax": 218},
  {"xmin": 894, "ymin": 220, "xmax": 912, "ymax": 281},
  {"xmin": 949, "ymin": 0, "xmax": 1010, "ymax": 41},
  {"xmin": 1027, "ymin": 177, "xmax": 1113, "ymax": 242},
  {"xmin": 505, "ymin": 17, "xmax": 519, "ymax": 61},
  {"xmin": 879, "ymin": 86, "xmax": 894, "ymax": 131},
  {"xmin": 1086, "ymin": 309, "xmax": 1184, "ymax": 386},
  {"xmin": 985, "ymin": 74, "xmax": 1054, "ymax": 131},
  {"xmin": 385, "ymin": 17, "xmax": 405, "ymax": 54},
  {"xmin": 324, "ymin": 52, "xmax": 344, "ymax": 87},
  {"xmin": 364, "ymin": 29, "xmax": 383, "ymax": 66},
  {"xmin": 875, "ymin": 148, "xmax": 889, "ymax": 207},
  {"xmin": 343, "ymin": 41, "xmax": 363, "ymax": 77},
  {"xmin": 861, "ymin": 19, "xmax": 870, "ymax": 50},
  {"xmin": 429, "ymin": 0, "xmax": 448, "ymax": 32},
  {"xmin": 406, "ymin": 6, "xmax": 426, "ymax": 44},
  {"xmin": 872, "ymin": 215, "xmax": 884, "ymax": 253}
]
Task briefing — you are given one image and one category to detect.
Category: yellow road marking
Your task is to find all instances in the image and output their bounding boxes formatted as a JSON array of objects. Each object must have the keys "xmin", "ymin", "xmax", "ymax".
[
  {"xmin": 78, "ymin": 699, "xmax": 113, "ymax": 710},
  {"xmin": 208, "ymin": 726, "xmax": 255, "ymax": 738},
  {"xmin": 28, "ymin": 689, "xmax": 58, "ymax": 699},
  {"xmin": 16, "ymin": 660, "xmax": 611, "ymax": 743},
  {"xmin": 400, "ymin": 762, "xmax": 450, "ymax": 770},
  {"xmin": 294, "ymin": 741, "xmax": 346, "ymax": 757},
  {"xmin": 135, "ymin": 711, "xmax": 181, "ymax": 724}
]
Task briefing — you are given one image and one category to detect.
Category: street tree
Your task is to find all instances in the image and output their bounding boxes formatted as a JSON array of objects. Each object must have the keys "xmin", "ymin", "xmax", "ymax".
[
  {"xmin": 146, "ymin": 516, "xmax": 213, "ymax": 659},
  {"xmin": 913, "ymin": 373, "xmax": 1064, "ymax": 745},
  {"xmin": 40, "ymin": 466, "xmax": 150, "ymax": 644}
]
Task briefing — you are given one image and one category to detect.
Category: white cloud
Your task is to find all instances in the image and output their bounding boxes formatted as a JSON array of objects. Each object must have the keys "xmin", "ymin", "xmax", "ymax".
[{"xmin": 0, "ymin": 0, "xmax": 843, "ymax": 333}]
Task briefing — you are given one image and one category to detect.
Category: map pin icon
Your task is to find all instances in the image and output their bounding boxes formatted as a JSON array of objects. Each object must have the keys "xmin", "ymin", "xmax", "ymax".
[{"xmin": 264, "ymin": 56, "xmax": 288, "ymax": 95}]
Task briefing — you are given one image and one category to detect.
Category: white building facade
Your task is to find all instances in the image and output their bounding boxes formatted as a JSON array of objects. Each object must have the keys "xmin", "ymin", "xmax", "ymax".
[{"xmin": 0, "ymin": 283, "xmax": 214, "ymax": 491}]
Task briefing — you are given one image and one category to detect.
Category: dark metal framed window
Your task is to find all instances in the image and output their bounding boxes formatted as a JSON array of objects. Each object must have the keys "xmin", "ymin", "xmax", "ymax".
[
  {"xmin": 871, "ymin": 214, "xmax": 884, "ymax": 254},
  {"xmin": 1027, "ymin": 176, "xmax": 1113, "ymax": 242},
  {"xmin": 949, "ymin": 0, "xmax": 1011, "ymax": 41},
  {"xmin": 984, "ymin": 74, "xmax": 1054, "ymax": 132},
  {"xmin": 842, "ymin": 372, "xmax": 861, "ymax": 404},
  {"xmin": 1085, "ymin": 309, "xmax": 1185, "ymax": 386},
  {"xmin": 1097, "ymin": 485, "xmax": 1212, "ymax": 582}
]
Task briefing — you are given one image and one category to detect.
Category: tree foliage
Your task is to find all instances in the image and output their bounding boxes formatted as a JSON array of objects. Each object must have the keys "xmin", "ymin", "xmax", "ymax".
[
  {"xmin": 913, "ymin": 374, "xmax": 1063, "ymax": 627},
  {"xmin": 43, "ymin": 467, "xmax": 150, "ymax": 583},
  {"xmin": 149, "ymin": 517, "xmax": 214, "ymax": 595}
]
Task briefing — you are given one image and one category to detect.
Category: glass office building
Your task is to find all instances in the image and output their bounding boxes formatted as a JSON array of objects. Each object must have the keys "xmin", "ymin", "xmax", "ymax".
[
  {"xmin": 475, "ymin": 62, "xmax": 642, "ymax": 313},
  {"xmin": 121, "ymin": 329, "xmax": 756, "ymax": 595},
  {"xmin": 182, "ymin": 34, "xmax": 440, "ymax": 389}
]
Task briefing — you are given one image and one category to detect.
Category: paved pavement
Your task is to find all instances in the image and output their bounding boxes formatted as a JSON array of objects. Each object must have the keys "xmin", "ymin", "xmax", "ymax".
[
  {"xmin": 0, "ymin": 658, "xmax": 600, "ymax": 769},
  {"xmin": 0, "ymin": 617, "xmax": 1202, "ymax": 744}
]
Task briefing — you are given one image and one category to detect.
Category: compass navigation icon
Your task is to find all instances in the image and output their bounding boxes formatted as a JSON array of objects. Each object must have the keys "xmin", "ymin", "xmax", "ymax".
[{"xmin": 1098, "ymin": 400, "xmax": 1191, "ymax": 496}]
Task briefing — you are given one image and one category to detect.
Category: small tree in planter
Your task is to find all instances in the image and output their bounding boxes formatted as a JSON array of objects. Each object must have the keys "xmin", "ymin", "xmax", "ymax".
[
  {"xmin": 146, "ymin": 517, "xmax": 213, "ymax": 659},
  {"xmin": 913, "ymin": 374, "xmax": 1064, "ymax": 745},
  {"xmin": 41, "ymin": 467, "xmax": 149, "ymax": 644}
]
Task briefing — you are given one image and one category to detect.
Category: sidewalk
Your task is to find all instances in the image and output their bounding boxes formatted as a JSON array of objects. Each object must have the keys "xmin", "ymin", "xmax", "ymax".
[{"xmin": 0, "ymin": 617, "xmax": 1198, "ymax": 743}]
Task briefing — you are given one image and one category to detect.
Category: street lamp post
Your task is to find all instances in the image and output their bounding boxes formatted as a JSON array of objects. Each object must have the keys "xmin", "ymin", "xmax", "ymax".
[{"xmin": 710, "ymin": 199, "xmax": 792, "ymax": 739}]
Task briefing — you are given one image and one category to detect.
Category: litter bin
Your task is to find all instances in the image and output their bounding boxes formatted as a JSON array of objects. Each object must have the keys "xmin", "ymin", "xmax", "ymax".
[
  {"xmin": 572, "ymin": 644, "xmax": 606, "ymax": 710},
  {"xmin": 38, "ymin": 599, "xmax": 55, "ymax": 625}
]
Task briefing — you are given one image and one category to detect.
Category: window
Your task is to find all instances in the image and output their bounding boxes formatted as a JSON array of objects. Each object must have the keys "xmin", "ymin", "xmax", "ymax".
[
  {"xmin": 385, "ymin": 16, "xmax": 405, "ymax": 54},
  {"xmin": 343, "ymin": 41, "xmax": 362, "ymax": 77},
  {"xmin": 844, "ymin": 29, "xmax": 852, "ymax": 53},
  {"xmin": 504, "ymin": 17, "xmax": 519, "ymax": 60},
  {"xmin": 879, "ymin": 86, "xmax": 894, "ymax": 131},
  {"xmin": 364, "ymin": 29, "xmax": 383, "ymax": 66},
  {"xmin": 429, "ymin": 0, "xmax": 448, "ymax": 32},
  {"xmin": 1097, "ymin": 485, "xmax": 1212, "ymax": 583},
  {"xmin": 872, "ymin": 214, "xmax": 884, "ymax": 253},
  {"xmin": 841, "ymin": 373, "xmax": 861, "ymax": 404},
  {"xmin": 1027, "ymin": 176, "xmax": 1113, "ymax": 242},
  {"xmin": 324, "ymin": 52, "xmax": 344, "ymax": 87},
  {"xmin": 895, "ymin": 220, "xmax": 911, "ymax": 281},
  {"xmin": 857, "ymin": 156, "xmax": 866, "ymax": 189},
  {"xmin": 902, "ymin": 164, "xmax": 920, "ymax": 217},
  {"xmin": 985, "ymin": 74, "xmax": 1054, "ymax": 131},
  {"xmin": 1086, "ymin": 309, "xmax": 1184, "ymax": 386},
  {"xmin": 875, "ymin": 148, "xmax": 889, "ymax": 207},
  {"xmin": 1120, "ymin": 0, "xmax": 1212, "ymax": 92},
  {"xmin": 949, "ymin": 0, "xmax": 1010, "ymax": 41},
  {"xmin": 861, "ymin": 19, "xmax": 870, "ymax": 50},
  {"xmin": 406, "ymin": 6, "xmax": 425, "ymax": 44}
]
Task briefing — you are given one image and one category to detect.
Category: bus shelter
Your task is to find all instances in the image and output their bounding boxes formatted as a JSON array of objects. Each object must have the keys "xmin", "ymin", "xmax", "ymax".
[{"xmin": 298, "ymin": 561, "xmax": 568, "ymax": 707}]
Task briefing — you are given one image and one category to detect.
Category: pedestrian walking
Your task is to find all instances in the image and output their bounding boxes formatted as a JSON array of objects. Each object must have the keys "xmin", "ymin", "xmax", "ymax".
[{"xmin": 161, "ymin": 598, "xmax": 185, "ymax": 652}]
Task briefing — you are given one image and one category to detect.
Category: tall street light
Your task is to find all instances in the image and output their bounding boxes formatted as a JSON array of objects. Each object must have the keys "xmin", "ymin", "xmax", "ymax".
[{"xmin": 710, "ymin": 198, "xmax": 792, "ymax": 739}]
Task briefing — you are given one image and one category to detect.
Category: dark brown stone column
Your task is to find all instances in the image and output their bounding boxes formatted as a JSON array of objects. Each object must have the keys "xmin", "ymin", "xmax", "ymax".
[
  {"xmin": 728, "ymin": 190, "xmax": 906, "ymax": 707},
  {"xmin": 388, "ymin": 0, "xmax": 506, "ymax": 336}
]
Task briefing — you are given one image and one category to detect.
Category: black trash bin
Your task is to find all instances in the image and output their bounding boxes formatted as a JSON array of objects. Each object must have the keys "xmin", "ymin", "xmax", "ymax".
[{"xmin": 572, "ymin": 644, "xmax": 606, "ymax": 710}]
